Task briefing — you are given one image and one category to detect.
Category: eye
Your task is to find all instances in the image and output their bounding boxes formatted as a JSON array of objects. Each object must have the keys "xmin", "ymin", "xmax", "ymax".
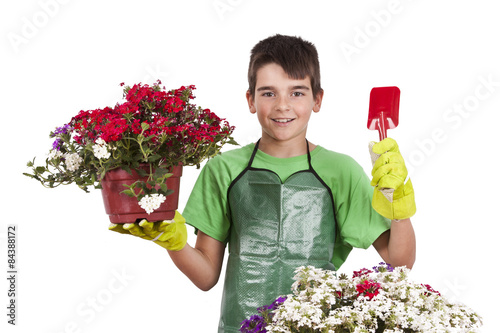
[
  {"xmin": 292, "ymin": 91, "xmax": 305, "ymax": 97},
  {"xmin": 262, "ymin": 92, "xmax": 275, "ymax": 97}
]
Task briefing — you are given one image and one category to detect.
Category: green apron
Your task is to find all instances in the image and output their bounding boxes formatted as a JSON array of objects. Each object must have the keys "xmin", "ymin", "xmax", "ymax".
[{"xmin": 218, "ymin": 140, "xmax": 337, "ymax": 332}]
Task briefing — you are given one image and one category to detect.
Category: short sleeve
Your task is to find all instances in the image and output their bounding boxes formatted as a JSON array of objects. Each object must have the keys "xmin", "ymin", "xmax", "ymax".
[
  {"xmin": 182, "ymin": 146, "xmax": 252, "ymax": 243},
  {"xmin": 336, "ymin": 170, "xmax": 391, "ymax": 249},
  {"xmin": 312, "ymin": 148, "xmax": 390, "ymax": 268}
]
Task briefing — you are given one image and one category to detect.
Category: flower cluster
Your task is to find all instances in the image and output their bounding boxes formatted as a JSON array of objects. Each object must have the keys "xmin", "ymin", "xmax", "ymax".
[
  {"xmin": 92, "ymin": 138, "xmax": 111, "ymax": 160},
  {"xmin": 240, "ymin": 263, "xmax": 482, "ymax": 333},
  {"xmin": 25, "ymin": 81, "xmax": 237, "ymax": 213},
  {"xmin": 138, "ymin": 194, "xmax": 166, "ymax": 215}
]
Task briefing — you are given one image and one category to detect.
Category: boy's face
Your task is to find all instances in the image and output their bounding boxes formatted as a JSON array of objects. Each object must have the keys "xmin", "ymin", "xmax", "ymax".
[{"xmin": 246, "ymin": 62, "xmax": 323, "ymax": 147}]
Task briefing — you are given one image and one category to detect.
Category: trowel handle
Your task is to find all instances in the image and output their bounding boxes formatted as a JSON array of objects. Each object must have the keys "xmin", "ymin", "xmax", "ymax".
[{"xmin": 377, "ymin": 112, "xmax": 387, "ymax": 141}]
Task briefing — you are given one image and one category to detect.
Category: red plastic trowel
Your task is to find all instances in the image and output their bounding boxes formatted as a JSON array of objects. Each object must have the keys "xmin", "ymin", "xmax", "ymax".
[{"xmin": 367, "ymin": 86, "xmax": 400, "ymax": 140}]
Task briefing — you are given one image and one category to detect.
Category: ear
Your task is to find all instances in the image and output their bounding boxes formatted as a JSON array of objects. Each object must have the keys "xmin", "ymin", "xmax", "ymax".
[
  {"xmin": 246, "ymin": 90, "xmax": 256, "ymax": 114},
  {"xmin": 313, "ymin": 89, "xmax": 324, "ymax": 113}
]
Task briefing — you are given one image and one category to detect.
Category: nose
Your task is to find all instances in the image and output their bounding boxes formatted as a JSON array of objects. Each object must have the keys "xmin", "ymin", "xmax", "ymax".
[{"xmin": 275, "ymin": 95, "xmax": 290, "ymax": 112}]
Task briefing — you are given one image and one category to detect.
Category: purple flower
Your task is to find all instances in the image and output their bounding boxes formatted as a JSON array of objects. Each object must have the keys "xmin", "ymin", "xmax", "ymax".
[
  {"xmin": 240, "ymin": 296, "xmax": 287, "ymax": 333},
  {"xmin": 372, "ymin": 262, "xmax": 394, "ymax": 273},
  {"xmin": 239, "ymin": 315, "xmax": 266, "ymax": 333},
  {"xmin": 50, "ymin": 124, "xmax": 71, "ymax": 138},
  {"xmin": 257, "ymin": 296, "xmax": 287, "ymax": 313},
  {"xmin": 50, "ymin": 124, "xmax": 72, "ymax": 150},
  {"xmin": 52, "ymin": 138, "xmax": 63, "ymax": 150},
  {"xmin": 270, "ymin": 296, "xmax": 287, "ymax": 310}
]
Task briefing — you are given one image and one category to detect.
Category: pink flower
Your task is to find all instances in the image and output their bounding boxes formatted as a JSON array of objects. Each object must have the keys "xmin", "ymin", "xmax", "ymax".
[{"xmin": 352, "ymin": 268, "xmax": 373, "ymax": 278}]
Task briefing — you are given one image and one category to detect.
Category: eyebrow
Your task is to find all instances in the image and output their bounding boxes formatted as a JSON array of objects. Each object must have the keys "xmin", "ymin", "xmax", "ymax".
[{"xmin": 256, "ymin": 85, "xmax": 311, "ymax": 91}]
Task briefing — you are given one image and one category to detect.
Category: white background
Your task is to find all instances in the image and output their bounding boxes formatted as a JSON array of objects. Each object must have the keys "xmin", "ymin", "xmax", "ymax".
[{"xmin": 1, "ymin": 0, "xmax": 498, "ymax": 332}]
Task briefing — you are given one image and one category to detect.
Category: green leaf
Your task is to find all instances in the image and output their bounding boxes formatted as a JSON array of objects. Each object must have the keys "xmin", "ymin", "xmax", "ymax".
[
  {"xmin": 227, "ymin": 138, "xmax": 239, "ymax": 145},
  {"xmin": 121, "ymin": 183, "xmax": 134, "ymax": 190},
  {"xmin": 121, "ymin": 164, "xmax": 132, "ymax": 176},
  {"xmin": 133, "ymin": 152, "xmax": 144, "ymax": 161},
  {"xmin": 148, "ymin": 154, "xmax": 161, "ymax": 162},
  {"xmin": 36, "ymin": 166, "xmax": 46, "ymax": 173},
  {"xmin": 141, "ymin": 122, "xmax": 150, "ymax": 131},
  {"xmin": 153, "ymin": 167, "xmax": 171, "ymax": 178},
  {"xmin": 136, "ymin": 168, "xmax": 148, "ymax": 177},
  {"xmin": 120, "ymin": 189, "xmax": 136, "ymax": 198}
]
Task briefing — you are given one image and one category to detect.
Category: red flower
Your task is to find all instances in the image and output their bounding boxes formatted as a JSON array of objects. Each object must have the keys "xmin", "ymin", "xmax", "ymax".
[
  {"xmin": 422, "ymin": 284, "xmax": 441, "ymax": 296},
  {"xmin": 65, "ymin": 82, "xmax": 234, "ymax": 168},
  {"xmin": 356, "ymin": 280, "xmax": 381, "ymax": 300},
  {"xmin": 353, "ymin": 268, "xmax": 373, "ymax": 278},
  {"xmin": 116, "ymin": 102, "xmax": 139, "ymax": 114}
]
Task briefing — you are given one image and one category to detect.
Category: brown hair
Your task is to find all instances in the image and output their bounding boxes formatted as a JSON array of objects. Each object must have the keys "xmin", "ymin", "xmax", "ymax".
[{"xmin": 247, "ymin": 34, "xmax": 322, "ymax": 98}]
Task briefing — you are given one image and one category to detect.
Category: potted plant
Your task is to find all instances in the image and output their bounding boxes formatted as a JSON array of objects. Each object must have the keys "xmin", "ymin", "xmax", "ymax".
[
  {"xmin": 24, "ymin": 80, "xmax": 237, "ymax": 223},
  {"xmin": 240, "ymin": 263, "xmax": 483, "ymax": 332}
]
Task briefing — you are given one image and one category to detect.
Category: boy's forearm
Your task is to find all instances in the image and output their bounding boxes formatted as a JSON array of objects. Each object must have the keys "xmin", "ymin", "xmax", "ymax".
[
  {"xmin": 373, "ymin": 218, "xmax": 416, "ymax": 269},
  {"xmin": 167, "ymin": 232, "xmax": 225, "ymax": 291},
  {"xmin": 387, "ymin": 218, "xmax": 416, "ymax": 268}
]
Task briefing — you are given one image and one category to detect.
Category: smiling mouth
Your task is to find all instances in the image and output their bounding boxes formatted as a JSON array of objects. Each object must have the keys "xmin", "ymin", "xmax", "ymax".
[{"xmin": 272, "ymin": 118, "xmax": 294, "ymax": 123}]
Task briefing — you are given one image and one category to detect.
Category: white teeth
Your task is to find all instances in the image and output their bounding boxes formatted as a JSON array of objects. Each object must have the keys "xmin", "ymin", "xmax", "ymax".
[{"xmin": 273, "ymin": 119, "xmax": 293, "ymax": 123}]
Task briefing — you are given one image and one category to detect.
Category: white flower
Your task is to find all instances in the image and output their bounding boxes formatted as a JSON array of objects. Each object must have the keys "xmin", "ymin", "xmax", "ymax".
[
  {"xmin": 95, "ymin": 137, "xmax": 106, "ymax": 145},
  {"xmin": 243, "ymin": 265, "xmax": 482, "ymax": 332},
  {"xmin": 138, "ymin": 194, "xmax": 166, "ymax": 214},
  {"xmin": 64, "ymin": 153, "xmax": 83, "ymax": 171},
  {"xmin": 48, "ymin": 149, "xmax": 63, "ymax": 160},
  {"xmin": 92, "ymin": 138, "xmax": 111, "ymax": 159}
]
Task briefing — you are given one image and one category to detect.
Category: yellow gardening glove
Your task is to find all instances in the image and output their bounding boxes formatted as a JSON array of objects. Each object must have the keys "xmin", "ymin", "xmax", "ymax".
[
  {"xmin": 109, "ymin": 211, "xmax": 187, "ymax": 251},
  {"xmin": 369, "ymin": 138, "xmax": 416, "ymax": 220}
]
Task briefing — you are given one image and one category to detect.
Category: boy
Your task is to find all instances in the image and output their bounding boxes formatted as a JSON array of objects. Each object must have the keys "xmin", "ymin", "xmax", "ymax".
[{"xmin": 111, "ymin": 34, "xmax": 416, "ymax": 332}]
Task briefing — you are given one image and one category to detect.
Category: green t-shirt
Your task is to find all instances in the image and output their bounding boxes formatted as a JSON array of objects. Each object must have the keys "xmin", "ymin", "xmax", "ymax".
[{"xmin": 183, "ymin": 143, "xmax": 390, "ymax": 269}]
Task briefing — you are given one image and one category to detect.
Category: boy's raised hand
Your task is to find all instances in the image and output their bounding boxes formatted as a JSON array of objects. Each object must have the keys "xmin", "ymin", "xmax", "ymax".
[
  {"xmin": 369, "ymin": 138, "xmax": 416, "ymax": 220},
  {"xmin": 109, "ymin": 211, "xmax": 187, "ymax": 251}
]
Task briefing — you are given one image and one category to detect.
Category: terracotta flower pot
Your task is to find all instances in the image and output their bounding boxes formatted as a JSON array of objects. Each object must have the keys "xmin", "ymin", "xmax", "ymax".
[{"xmin": 100, "ymin": 165, "xmax": 183, "ymax": 223}]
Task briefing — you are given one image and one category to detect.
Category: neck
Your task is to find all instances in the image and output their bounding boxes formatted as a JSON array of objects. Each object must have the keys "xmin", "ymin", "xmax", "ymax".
[{"xmin": 257, "ymin": 136, "xmax": 316, "ymax": 158}]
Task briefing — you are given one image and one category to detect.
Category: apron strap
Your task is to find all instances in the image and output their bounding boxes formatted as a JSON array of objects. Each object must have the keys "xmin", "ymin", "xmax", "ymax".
[
  {"xmin": 248, "ymin": 139, "xmax": 261, "ymax": 167},
  {"xmin": 305, "ymin": 139, "xmax": 312, "ymax": 170}
]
